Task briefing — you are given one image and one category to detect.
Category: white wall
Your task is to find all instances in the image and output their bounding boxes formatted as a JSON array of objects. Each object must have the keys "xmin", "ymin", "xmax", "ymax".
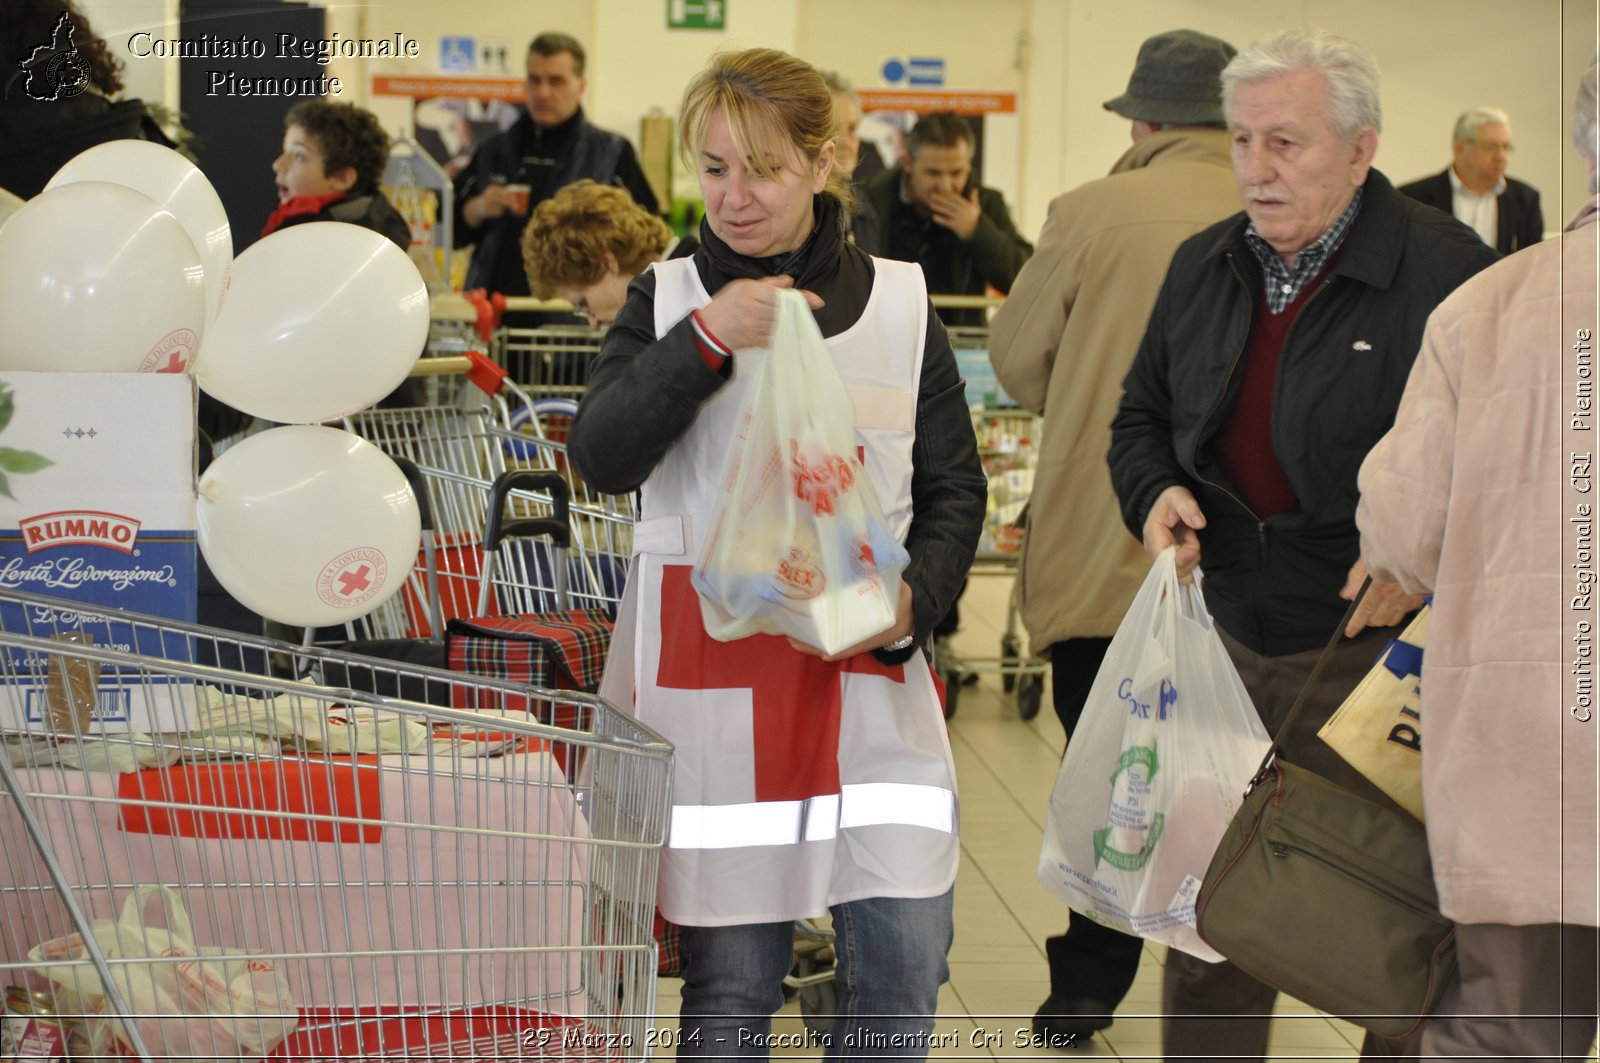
[
  {"xmin": 334, "ymin": 0, "xmax": 595, "ymax": 137},
  {"xmin": 1017, "ymin": 0, "xmax": 1587, "ymax": 237},
  {"xmin": 588, "ymin": 0, "xmax": 801, "ymax": 201}
]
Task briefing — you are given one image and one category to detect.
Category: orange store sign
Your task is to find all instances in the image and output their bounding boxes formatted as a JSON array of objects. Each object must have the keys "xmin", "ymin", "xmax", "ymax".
[
  {"xmin": 370, "ymin": 74, "xmax": 524, "ymax": 101},
  {"xmin": 857, "ymin": 89, "xmax": 1017, "ymax": 115}
]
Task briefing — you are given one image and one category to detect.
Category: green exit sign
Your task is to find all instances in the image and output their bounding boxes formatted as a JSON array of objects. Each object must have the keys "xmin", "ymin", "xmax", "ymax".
[{"xmin": 668, "ymin": 0, "xmax": 725, "ymax": 30}]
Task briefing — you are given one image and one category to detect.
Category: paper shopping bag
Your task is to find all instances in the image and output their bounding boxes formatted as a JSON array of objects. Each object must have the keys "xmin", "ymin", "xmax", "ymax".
[{"xmin": 1317, "ymin": 605, "xmax": 1430, "ymax": 821}]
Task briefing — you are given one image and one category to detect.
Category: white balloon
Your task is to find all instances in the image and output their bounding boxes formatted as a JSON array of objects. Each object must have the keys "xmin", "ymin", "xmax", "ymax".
[
  {"xmin": 192, "ymin": 222, "xmax": 428, "ymax": 424},
  {"xmin": 47, "ymin": 140, "xmax": 233, "ymax": 324},
  {"xmin": 0, "ymin": 187, "xmax": 22, "ymax": 228},
  {"xmin": 197, "ymin": 426, "xmax": 421, "ymax": 628},
  {"xmin": 0, "ymin": 182, "xmax": 206, "ymax": 374}
]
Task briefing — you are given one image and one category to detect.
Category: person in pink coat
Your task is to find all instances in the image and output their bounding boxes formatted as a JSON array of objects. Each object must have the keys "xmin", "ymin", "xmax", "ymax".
[{"xmin": 1356, "ymin": 57, "xmax": 1600, "ymax": 1063}]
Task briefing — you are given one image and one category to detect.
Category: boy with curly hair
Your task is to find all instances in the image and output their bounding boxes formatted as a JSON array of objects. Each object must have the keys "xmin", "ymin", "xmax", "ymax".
[{"xmin": 262, "ymin": 98, "xmax": 411, "ymax": 249}]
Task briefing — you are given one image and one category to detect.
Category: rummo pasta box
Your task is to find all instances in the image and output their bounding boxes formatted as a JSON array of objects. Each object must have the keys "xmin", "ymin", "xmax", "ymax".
[{"xmin": 0, "ymin": 372, "xmax": 197, "ymax": 733}]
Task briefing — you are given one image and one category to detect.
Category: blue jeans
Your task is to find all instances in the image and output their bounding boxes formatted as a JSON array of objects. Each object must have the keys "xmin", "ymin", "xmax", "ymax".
[{"xmin": 678, "ymin": 889, "xmax": 954, "ymax": 1060}]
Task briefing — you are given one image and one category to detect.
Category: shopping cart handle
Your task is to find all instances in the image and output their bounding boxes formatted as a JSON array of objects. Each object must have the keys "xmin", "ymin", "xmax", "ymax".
[
  {"xmin": 485, "ymin": 470, "xmax": 571, "ymax": 551},
  {"xmin": 463, "ymin": 287, "xmax": 501, "ymax": 342},
  {"xmin": 463, "ymin": 348, "xmax": 508, "ymax": 397},
  {"xmin": 389, "ymin": 456, "xmax": 436, "ymax": 533}
]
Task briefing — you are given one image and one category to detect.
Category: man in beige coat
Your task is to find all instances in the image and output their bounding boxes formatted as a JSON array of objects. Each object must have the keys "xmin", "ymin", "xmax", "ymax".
[
  {"xmin": 988, "ymin": 28, "xmax": 1241, "ymax": 1047},
  {"xmin": 1356, "ymin": 58, "xmax": 1600, "ymax": 1061}
]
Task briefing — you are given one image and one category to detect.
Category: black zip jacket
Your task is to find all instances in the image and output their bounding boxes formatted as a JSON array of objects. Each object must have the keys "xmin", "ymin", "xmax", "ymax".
[
  {"xmin": 569, "ymin": 196, "xmax": 986, "ymax": 660},
  {"xmin": 1108, "ymin": 170, "xmax": 1499, "ymax": 654},
  {"xmin": 452, "ymin": 108, "xmax": 658, "ymax": 296},
  {"xmin": 858, "ymin": 166, "xmax": 1034, "ymax": 328}
]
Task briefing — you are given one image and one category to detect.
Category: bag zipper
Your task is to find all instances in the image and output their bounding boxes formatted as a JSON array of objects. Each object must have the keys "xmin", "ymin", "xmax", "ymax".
[
  {"xmin": 1194, "ymin": 767, "xmax": 1281, "ymax": 922},
  {"xmin": 1267, "ymin": 836, "xmax": 1444, "ymax": 922}
]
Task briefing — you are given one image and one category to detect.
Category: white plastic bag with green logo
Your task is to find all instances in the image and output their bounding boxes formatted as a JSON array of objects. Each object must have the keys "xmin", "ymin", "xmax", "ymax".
[{"xmin": 1037, "ymin": 548, "xmax": 1270, "ymax": 961}]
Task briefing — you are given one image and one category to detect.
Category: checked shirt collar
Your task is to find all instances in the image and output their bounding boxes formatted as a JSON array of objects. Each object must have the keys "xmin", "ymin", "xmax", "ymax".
[{"xmin": 1245, "ymin": 188, "xmax": 1363, "ymax": 314}]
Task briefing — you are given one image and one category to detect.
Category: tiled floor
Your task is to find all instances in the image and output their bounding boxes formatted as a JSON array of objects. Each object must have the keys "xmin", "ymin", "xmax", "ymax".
[{"xmin": 648, "ymin": 576, "xmax": 1379, "ymax": 1060}]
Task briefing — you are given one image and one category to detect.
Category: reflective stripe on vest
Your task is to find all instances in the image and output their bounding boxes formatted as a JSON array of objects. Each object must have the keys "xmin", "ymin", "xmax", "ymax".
[{"xmin": 668, "ymin": 782, "xmax": 957, "ymax": 850}]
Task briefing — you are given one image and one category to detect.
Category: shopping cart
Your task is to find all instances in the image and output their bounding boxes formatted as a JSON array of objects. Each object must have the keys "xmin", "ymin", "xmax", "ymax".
[
  {"xmin": 937, "ymin": 319, "xmax": 1051, "ymax": 721},
  {"xmin": 473, "ymin": 298, "xmax": 603, "ymax": 444},
  {"xmin": 0, "ymin": 587, "xmax": 671, "ymax": 1061},
  {"xmin": 326, "ymin": 354, "xmax": 634, "ymax": 649},
  {"xmin": 497, "ymin": 319, "xmax": 604, "ymax": 406}
]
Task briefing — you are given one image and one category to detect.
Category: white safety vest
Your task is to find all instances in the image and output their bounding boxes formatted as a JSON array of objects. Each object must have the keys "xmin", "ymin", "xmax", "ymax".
[{"xmin": 598, "ymin": 255, "xmax": 960, "ymax": 927}]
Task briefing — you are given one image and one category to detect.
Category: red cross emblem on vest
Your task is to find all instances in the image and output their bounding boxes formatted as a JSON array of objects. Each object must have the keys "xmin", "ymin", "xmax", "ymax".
[{"xmin": 656, "ymin": 564, "xmax": 904, "ymax": 803}]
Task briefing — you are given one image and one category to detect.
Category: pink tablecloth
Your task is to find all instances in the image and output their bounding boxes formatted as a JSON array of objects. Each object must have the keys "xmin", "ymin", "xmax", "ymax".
[{"xmin": 0, "ymin": 747, "xmax": 590, "ymax": 1017}]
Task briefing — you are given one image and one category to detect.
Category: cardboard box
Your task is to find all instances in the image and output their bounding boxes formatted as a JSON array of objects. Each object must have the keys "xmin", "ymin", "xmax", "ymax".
[{"xmin": 0, "ymin": 372, "xmax": 197, "ymax": 733}]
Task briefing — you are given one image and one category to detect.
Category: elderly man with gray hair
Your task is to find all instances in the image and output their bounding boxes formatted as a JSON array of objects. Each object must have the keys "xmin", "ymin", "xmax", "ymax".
[
  {"xmin": 1400, "ymin": 105, "xmax": 1544, "ymax": 254},
  {"xmin": 1356, "ymin": 58, "xmax": 1600, "ymax": 1061},
  {"xmin": 1108, "ymin": 28, "xmax": 1498, "ymax": 1059}
]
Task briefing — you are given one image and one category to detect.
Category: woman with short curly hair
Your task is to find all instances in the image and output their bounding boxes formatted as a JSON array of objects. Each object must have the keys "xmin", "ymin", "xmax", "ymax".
[{"xmin": 521, "ymin": 179, "xmax": 685, "ymax": 328}]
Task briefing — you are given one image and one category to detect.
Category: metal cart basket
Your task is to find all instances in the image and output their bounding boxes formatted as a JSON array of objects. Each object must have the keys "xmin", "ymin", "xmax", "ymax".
[
  {"xmin": 939, "ymin": 324, "xmax": 1050, "ymax": 720},
  {"xmin": 0, "ymin": 588, "xmax": 671, "ymax": 1060},
  {"xmin": 333, "ymin": 356, "xmax": 635, "ymax": 646}
]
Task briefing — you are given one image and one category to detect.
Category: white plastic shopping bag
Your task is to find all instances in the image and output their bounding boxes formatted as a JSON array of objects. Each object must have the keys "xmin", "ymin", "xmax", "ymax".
[
  {"xmin": 1037, "ymin": 548, "xmax": 1271, "ymax": 961},
  {"xmin": 28, "ymin": 884, "xmax": 297, "ymax": 1059},
  {"xmin": 692, "ymin": 288, "xmax": 908, "ymax": 655}
]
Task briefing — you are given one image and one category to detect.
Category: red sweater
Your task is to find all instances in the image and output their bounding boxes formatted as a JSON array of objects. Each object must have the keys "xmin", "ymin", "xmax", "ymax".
[{"xmin": 1212, "ymin": 266, "xmax": 1336, "ymax": 519}]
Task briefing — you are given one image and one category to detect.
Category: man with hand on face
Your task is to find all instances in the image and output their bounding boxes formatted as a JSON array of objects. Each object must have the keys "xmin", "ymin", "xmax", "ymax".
[
  {"xmin": 453, "ymin": 31, "xmax": 658, "ymax": 301},
  {"xmin": 1107, "ymin": 29, "xmax": 1498, "ymax": 1059},
  {"xmin": 859, "ymin": 111, "xmax": 1032, "ymax": 327},
  {"xmin": 1400, "ymin": 106, "xmax": 1544, "ymax": 255}
]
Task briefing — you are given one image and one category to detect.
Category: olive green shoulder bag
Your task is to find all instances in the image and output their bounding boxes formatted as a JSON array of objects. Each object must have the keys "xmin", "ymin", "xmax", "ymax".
[{"xmin": 1194, "ymin": 580, "xmax": 1456, "ymax": 1039}]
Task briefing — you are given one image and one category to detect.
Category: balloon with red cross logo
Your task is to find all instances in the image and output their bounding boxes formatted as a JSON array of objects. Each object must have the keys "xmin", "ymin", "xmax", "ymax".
[
  {"xmin": 0, "ymin": 181, "xmax": 206, "ymax": 373},
  {"xmin": 196, "ymin": 424, "xmax": 421, "ymax": 627},
  {"xmin": 191, "ymin": 222, "xmax": 428, "ymax": 424}
]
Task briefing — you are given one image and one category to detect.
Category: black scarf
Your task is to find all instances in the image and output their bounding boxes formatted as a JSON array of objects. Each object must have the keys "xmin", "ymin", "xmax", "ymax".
[{"xmin": 694, "ymin": 195, "xmax": 872, "ymax": 336}]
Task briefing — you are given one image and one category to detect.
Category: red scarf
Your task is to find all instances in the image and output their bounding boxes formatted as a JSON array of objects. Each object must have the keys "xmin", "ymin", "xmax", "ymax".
[{"xmin": 261, "ymin": 191, "xmax": 346, "ymax": 237}]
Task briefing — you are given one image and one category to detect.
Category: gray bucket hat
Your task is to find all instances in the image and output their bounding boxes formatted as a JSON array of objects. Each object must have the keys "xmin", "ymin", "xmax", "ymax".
[{"xmin": 1102, "ymin": 29, "xmax": 1237, "ymax": 126}]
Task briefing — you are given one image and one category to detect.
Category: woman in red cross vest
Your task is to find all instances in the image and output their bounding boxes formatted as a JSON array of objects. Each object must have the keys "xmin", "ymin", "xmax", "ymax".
[{"xmin": 568, "ymin": 47, "xmax": 985, "ymax": 1060}]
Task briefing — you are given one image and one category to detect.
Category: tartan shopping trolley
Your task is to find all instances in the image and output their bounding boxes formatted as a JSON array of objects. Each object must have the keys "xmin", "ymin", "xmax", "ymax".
[
  {"xmin": 326, "ymin": 363, "xmax": 634, "ymax": 739},
  {"xmin": 0, "ymin": 586, "xmax": 672, "ymax": 1060}
]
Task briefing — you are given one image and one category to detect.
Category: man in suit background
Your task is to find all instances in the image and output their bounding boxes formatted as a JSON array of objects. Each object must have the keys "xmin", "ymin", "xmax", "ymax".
[{"xmin": 1399, "ymin": 106, "xmax": 1543, "ymax": 254}]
